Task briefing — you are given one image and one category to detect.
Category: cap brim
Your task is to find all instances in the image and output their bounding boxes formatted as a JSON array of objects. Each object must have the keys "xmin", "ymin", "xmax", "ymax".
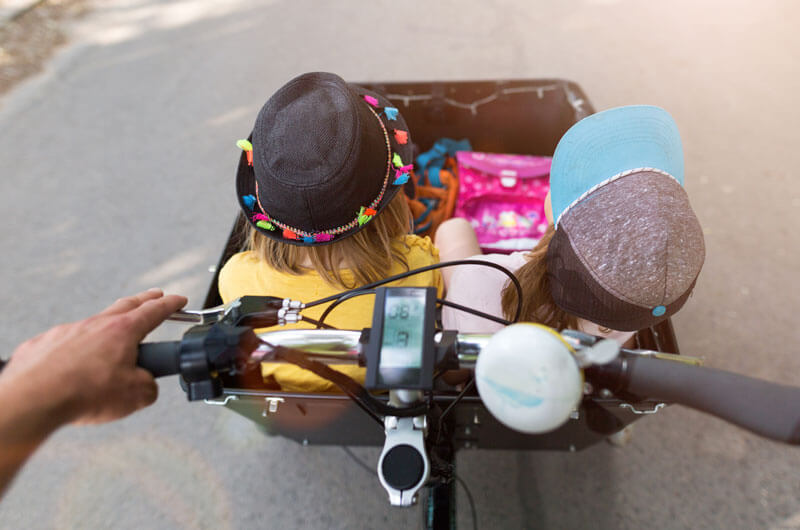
[{"xmin": 550, "ymin": 105, "xmax": 684, "ymax": 225}]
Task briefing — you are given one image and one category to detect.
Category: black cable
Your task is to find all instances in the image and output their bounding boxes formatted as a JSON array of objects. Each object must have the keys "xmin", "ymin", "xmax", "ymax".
[
  {"xmin": 310, "ymin": 263, "xmax": 518, "ymax": 328},
  {"xmin": 437, "ymin": 298, "xmax": 512, "ymax": 326},
  {"xmin": 265, "ymin": 345, "xmax": 428, "ymax": 419},
  {"xmin": 341, "ymin": 446, "xmax": 375, "ymax": 475},
  {"xmin": 256, "ymin": 340, "xmax": 384, "ymax": 426},
  {"xmin": 300, "ymin": 315, "xmax": 338, "ymax": 330},
  {"xmin": 314, "ymin": 290, "xmax": 376, "ymax": 329},
  {"xmin": 440, "ymin": 379, "xmax": 475, "ymax": 423},
  {"xmin": 436, "ymin": 378, "xmax": 475, "ymax": 444},
  {"xmin": 314, "ymin": 291, "xmax": 508, "ymax": 330},
  {"xmin": 303, "ymin": 259, "xmax": 523, "ymax": 323},
  {"xmin": 455, "ymin": 474, "xmax": 478, "ymax": 530}
]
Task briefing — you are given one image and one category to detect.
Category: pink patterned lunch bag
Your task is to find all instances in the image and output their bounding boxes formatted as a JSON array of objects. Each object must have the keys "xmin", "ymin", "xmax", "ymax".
[{"xmin": 454, "ymin": 151, "xmax": 551, "ymax": 254}]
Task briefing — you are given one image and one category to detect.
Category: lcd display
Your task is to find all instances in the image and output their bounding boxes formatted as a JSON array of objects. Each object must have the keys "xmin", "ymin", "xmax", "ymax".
[{"xmin": 379, "ymin": 290, "xmax": 425, "ymax": 373}]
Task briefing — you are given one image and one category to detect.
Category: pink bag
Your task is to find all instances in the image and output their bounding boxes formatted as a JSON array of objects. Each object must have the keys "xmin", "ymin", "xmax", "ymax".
[{"xmin": 454, "ymin": 151, "xmax": 551, "ymax": 254}]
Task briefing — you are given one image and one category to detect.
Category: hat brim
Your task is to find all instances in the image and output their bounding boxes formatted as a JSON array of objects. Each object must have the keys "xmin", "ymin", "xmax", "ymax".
[
  {"xmin": 235, "ymin": 85, "xmax": 414, "ymax": 246},
  {"xmin": 550, "ymin": 105, "xmax": 684, "ymax": 226}
]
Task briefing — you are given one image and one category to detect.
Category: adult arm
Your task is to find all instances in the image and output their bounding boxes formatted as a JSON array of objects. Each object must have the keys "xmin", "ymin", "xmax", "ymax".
[{"xmin": 0, "ymin": 289, "xmax": 187, "ymax": 497}]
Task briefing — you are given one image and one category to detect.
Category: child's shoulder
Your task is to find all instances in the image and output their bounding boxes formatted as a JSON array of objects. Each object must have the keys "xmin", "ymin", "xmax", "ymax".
[
  {"xmin": 220, "ymin": 250, "xmax": 260, "ymax": 272},
  {"xmin": 397, "ymin": 234, "xmax": 440, "ymax": 262},
  {"xmin": 218, "ymin": 251, "xmax": 264, "ymax": 304},
  {"xmin": 218, "ymin": 251, "xmax": 264, "ymax": 290}
]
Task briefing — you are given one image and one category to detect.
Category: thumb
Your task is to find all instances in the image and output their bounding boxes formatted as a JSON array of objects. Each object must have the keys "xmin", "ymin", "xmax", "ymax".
[{"xmin": 129, "ymin": 368, "xmax": 159, "ymax": 411}]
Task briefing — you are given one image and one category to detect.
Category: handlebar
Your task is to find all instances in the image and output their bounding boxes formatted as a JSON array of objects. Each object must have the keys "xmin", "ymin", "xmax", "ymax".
[
  {"xmin": 624, "ymin": 355, "xmax": 800, "ymax": 444},
  {"xmin": 137, "ymin": 341, "xmax": 181, "ymax": 377},
  {"xmin": 138, "ymin": 327, "xmax": 800, "ymax": 445}
]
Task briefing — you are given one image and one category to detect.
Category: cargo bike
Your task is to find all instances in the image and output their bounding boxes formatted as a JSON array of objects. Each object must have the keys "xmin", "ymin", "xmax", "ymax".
[{"xmin": 136, "ymin": 79, "xmax": 800, "ymax": 529}]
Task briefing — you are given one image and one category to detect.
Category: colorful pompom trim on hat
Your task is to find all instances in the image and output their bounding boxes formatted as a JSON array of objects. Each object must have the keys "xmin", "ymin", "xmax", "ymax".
[
  {"xmin": 393, "ymin": 171, "xmax": 410, "ymax": 185},
  {"xmin": 244, "ymin": 95, "xmax": 400, "ymax": 244},
  {"xmin": 357, "ymin": 206, "xmax": 377, "ymax": 226},
  {"xmin": 242, "ymin": 194, "xmax": 256, "ymax": 210},
  {"xmin": 253, "ymin": 213, "xmax": 276, "ymax": 231},
  {"xmin": 237, "ymin": 139, "xmax": 254, "ymax": 166},
  {"xmin": 257, "ymin": 220, "xmax": 275, "ymax": 231},
  {"xmin": 384, "ymin": 107, "xmax": 399, "ymax": 120}
]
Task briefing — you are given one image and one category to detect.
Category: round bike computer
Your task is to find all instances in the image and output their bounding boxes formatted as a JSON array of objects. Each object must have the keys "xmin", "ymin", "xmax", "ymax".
[{"xmin": 365, "ymin": 286, "xmax": 437, "ymax": 390}]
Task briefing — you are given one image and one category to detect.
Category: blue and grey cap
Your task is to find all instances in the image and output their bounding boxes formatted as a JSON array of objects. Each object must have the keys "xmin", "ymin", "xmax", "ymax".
[{"xmin": 547, "ymin": 106, "xmax": 705, "ymax": 331}]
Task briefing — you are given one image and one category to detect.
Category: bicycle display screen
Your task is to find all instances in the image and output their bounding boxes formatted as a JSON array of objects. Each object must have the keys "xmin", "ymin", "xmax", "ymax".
[
  {"xmin": 380, "ymin": 291, "xmax": 425, "ymax": 369},
  {"xmin": 365, "ymin": 287, "xmax": 436, "ymax": 390}
]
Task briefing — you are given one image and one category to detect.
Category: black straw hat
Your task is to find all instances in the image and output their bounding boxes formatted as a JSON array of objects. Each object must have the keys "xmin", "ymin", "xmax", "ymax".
[{"xmin": 236, "ymin": 72, "xmax": 414, "ymax": 245}]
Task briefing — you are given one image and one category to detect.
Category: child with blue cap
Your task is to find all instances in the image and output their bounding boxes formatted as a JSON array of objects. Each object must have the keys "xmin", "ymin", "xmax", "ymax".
[{"xmin": 437, "ymin": 105, "xmax": 705, "ymax": 342}]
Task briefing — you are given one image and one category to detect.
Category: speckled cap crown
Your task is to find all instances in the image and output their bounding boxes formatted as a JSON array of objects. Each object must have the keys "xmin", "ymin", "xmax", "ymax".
[
  {"xmin": 547, "ymin": 106, "xmax": 705, "ymax": 331},
  {"xmin": 547, "ymin": 171, "xmax": 705, "ymax": 330}
]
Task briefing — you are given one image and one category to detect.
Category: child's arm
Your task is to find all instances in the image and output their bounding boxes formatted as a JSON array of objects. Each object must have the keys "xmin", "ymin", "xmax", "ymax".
[{"xmin": 433, "ymin": 218, "xmax": 482, "ymax": 289}]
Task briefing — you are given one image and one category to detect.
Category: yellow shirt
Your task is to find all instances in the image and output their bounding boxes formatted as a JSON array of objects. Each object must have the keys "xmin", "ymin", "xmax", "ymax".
[{"xmin": 218, "ymin": 235, "xmax": 443, "ymax": 391}]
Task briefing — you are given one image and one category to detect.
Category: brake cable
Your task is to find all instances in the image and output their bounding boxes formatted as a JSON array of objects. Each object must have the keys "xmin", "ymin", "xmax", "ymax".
[
  {"xmin": 260, "ymin": 343, "xmax": 429, "ymax": 422},
  {"xmin": 303, "ymin": 259, "xmax": 523, "ymax": 323}
]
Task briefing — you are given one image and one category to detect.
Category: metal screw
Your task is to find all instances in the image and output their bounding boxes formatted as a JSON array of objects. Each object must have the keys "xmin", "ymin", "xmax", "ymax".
[
  {"xmin": 569, "ymin": 444, "xmax": 576, "ymax": 452},
  {"xmin": 600, "ymin": 389, "xmax": 613, "ymax": 398},
  {"xmin": 464, "ymin": 427, "xmax": 471, "ymax": 436},
  {"xmin": 302, "ymin": 438, "xmax": 309, "ymax": 447}
]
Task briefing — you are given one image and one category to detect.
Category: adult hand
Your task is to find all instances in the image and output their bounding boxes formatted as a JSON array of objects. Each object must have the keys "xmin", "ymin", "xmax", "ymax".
[
  {"xmin": 1, "ymin": 288, "xmax": 187, "ymax": 425},
  {"xmin": 0, "ymin": 289, "xmax": 187, "ymax": 497}
]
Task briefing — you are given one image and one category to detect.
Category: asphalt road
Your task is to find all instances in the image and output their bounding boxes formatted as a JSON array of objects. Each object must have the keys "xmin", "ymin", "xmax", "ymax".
[{"xmin": 1, "ymin": 0, "xmax": 799, "ymax": 528}]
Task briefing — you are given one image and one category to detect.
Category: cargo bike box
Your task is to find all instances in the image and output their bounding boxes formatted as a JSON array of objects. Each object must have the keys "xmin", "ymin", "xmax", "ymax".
[{"xmin": 201, "ymin": 78, "xmax": 678, "ymax": 452}]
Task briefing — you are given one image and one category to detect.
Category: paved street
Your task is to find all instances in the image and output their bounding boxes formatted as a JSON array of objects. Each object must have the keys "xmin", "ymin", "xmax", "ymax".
[{"xmin": 1, "ymin": 0, "xmax": 799, "ymax": 528}]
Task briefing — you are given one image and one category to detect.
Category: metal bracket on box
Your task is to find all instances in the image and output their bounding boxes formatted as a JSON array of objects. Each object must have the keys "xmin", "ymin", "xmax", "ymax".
[
  {"xmin": 204, "ymin": 395, "xmax": 238, "ymax": 406},
  {"xmin": 619, "ymin": 402, "xmax": 665, "ymax": 415},
  {"xmin": 262, "ymin": 397, "xmax": 285, "ymax": 417}
]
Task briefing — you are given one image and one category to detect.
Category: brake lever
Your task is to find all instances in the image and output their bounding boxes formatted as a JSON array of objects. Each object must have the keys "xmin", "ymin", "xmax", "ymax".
[
  {"xmin": 167, "ymin": 296, "xmax": 304, "ymax": 327},
  {"xmin": 168, "ymin": 306, "xmax": 227, "ymax": 325}
]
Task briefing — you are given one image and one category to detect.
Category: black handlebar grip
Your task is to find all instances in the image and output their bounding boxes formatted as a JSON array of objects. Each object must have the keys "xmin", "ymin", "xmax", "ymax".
[
  {"xmin": 626, "ymin": 356, "xmax": 800, "ymax": 445},
  {"xmin": 137, "ymin": 342, "xmax": 181, "ymax": 377}
]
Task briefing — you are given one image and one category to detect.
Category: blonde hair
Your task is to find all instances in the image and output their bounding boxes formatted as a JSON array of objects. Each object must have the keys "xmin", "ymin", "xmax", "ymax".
[
  {"xmin": 247, "ymin": 193, "xmax": 413, "ymax": 289},
  {"xmin": 500, "ymin": 225, "xmax": 579, "ymax": 330}
]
